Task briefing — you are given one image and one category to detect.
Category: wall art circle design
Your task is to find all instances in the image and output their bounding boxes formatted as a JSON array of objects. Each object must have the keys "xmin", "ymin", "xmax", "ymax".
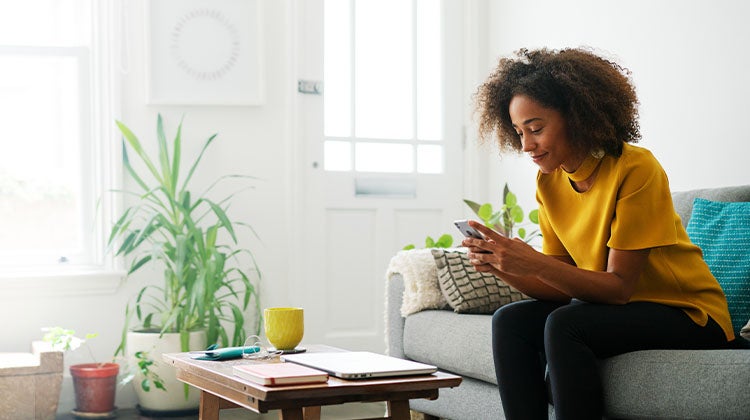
[{"xmin": 169, "ymin": 8, "xmax": 241, "ymax": 81}]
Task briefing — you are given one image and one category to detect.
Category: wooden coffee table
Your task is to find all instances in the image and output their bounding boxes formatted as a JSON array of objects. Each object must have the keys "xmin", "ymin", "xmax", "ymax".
[{"xmin": 163, "ymin": 346, "xmax": 461, "ymax": 420}]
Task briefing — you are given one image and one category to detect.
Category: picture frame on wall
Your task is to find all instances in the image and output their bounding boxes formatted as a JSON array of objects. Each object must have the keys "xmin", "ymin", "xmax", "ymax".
[{"xmin": 146, "ymin": 0, "xmax": 263, "ymax": 105}]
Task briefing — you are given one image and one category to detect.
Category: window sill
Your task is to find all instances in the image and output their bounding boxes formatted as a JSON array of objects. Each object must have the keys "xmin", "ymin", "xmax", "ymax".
[{"xmin": 0, "ymin": 269, "xmax": 125, "ymax": 297}]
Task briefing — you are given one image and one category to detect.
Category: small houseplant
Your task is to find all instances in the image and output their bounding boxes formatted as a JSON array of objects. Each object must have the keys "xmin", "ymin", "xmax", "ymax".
[
  {"xmin": 43, "ymin": 327, "xmax": 119, "ymax": 416},
  {"xmin": 108, "ymin": 115, "xmax": 261, "ymax": 412},
  {"xmin": 404, "ymin": 183, "xmax": 540, "ymax": 251},
  {"xmin": 403, "ymin": 233, "xmax": 453, "ymax": 250},
  {"xmin": 464, "ymin": 183, "xmax": 540, "ymax": 242}
]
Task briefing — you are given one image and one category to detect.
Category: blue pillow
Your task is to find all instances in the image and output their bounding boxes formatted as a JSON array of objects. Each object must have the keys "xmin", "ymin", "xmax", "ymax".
[{"xmin": 686, "ymin": 198, "xmax": 750, "ymax": 335}]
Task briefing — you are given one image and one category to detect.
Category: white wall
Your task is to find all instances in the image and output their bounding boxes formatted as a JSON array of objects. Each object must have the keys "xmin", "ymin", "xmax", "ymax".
[{"xmin": 478, "ymin": 0, "xmax": 750, "ymax": 212}]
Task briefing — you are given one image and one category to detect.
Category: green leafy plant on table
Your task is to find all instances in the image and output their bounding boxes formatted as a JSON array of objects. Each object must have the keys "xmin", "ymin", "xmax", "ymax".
[
  {"xmin": 109, "ymin": 115, "xmax": 261, "ymax": 395},
  {"xmin": 464, "ymin": 183, "xmax": 540, "ymax": 242}
]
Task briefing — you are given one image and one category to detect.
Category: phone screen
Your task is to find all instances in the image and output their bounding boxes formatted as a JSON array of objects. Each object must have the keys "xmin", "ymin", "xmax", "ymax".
[{"xmin": 453, "ymin": 220, "xmax": 484, "ymax": 239}]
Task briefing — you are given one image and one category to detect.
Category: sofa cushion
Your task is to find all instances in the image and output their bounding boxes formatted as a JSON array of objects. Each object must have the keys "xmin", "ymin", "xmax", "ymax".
[
  {"xmin": 403, "ymin": 309, "xmax": 497, "ymax": 385},
  {"xmin": 686, "ymin": 198, "xmax": 750, "ymax": 334},
  {"xmin": 601, "ymin": 349, "xmax": 750, "ymax": 419},
  {"xmin": 432, "ymin": 249, "xmax": 528, "ymax": 314}
]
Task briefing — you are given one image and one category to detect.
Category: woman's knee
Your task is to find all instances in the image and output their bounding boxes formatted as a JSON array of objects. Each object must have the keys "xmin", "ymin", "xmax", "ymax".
[
  {"xmin": 543, "ymin": 302, "xmax": 590, "ymax": 342},
  {"xmin": 493, "ymin": 300, "xmax": 545, "ymax": 331},
  {"xmin": 494, "ymin": 299, "xmax": 565, "ymax": 337},
  {"xmin": 493, "ymin": 300, "xmax": 529, "ymax": 327}
]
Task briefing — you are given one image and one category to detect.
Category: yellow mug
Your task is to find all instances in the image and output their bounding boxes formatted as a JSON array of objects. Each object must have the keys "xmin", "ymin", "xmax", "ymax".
[{"xmin": 264, "ymin": 307, "xmax": 304, "ymax": 350}]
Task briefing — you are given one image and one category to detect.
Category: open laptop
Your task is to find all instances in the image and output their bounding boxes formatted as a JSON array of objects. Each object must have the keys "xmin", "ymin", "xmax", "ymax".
[{"xmin": 280, "ymin": 351, "xmax": 437, "ymax": 379}]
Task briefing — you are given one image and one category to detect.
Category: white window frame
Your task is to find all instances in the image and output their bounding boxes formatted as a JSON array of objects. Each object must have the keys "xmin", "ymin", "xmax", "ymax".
[{"xmin": 0, "ymin": 1, "xmax": 124, "ymax": 295}]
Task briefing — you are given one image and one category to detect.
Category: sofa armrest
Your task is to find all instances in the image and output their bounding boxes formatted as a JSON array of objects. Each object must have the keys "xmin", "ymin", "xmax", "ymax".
[{"xmin": 386, "ymin": 273, "xmax": 406, "ymax": 358}]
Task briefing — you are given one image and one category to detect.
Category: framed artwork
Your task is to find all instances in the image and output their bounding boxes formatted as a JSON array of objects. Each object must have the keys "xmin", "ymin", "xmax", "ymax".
[{"xmin": 146, "ymin": 0, "xmax": 263, "ymax": 105}]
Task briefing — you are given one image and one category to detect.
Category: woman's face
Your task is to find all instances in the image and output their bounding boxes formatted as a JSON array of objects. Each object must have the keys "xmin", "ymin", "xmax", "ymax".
[{"xmin": 508, "ymin": 94, "xmax": 583, "ymax": 173}]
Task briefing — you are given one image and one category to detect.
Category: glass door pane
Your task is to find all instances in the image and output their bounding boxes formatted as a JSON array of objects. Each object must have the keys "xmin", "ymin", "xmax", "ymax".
[
  {"xmin": 323, "ymin": 0, "xmax": 444, "ymax": 174},
  {"xmin": 354, "ymin": 0, "xmax": 413, "ymax": 140},
  {"xmin": 323, "ymin": 0, "xmax": 351, "ymax": 138},
  {"xmin": 355, "ymin": 143, "xmax": 413, "ymax": 173}
]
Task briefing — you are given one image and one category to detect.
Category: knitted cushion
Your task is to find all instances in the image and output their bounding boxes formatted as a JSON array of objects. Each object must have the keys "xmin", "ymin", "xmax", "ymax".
[
  {"xmin": 431, "ymin": 249, "xmax": 528, "ymax": 314},
  {"xmin": 387, "ymin": 249, "xmax": 449, "ymax": 316},
  {"xmin": 686, "ymin": 198, "xmax": 750, "ymax": 334}
]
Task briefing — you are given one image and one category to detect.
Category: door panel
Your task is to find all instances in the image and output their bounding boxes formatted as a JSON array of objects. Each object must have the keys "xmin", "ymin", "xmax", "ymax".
[{"xmin": 293, "ymin": 0, "xmax": 464, "ymax": 352}]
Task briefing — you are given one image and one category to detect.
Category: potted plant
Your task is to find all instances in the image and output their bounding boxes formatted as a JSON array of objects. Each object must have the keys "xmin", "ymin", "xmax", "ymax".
[
  {"xmin": 402, "ymin": 233, "xmax": 453, "ymax": 250},
  {"xmin": 404, "ymin": 183, "xmax": 540, "ymax": 251},
  {"xmin": 108, "ymin": 115, "xmax": 261, "ymax": 413},
  {"xmin": 43, "ymin": 327, "xmax": 120, "ymax": 417},
  {"xmin": 464, "ymin": 182, "xmax": 540, "ymax": 242}
]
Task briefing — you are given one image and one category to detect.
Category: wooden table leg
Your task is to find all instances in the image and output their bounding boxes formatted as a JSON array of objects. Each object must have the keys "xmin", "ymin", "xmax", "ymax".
[
  {"xmin": 386, "ymin": 400, "xmax": 410, "ymax": 420},
  {"xmin": 199, "ymin": 390, "xmax": 221, "ymax": 420},
  {"xmin": 303, "ymin": 406, "xmax": 322, "ymax": 420},
  {"xmin": 278, "ymin": 407, "xmax": 304, "ymax": 420}
]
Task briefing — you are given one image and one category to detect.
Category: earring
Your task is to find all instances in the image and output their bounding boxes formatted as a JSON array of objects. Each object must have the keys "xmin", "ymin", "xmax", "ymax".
[{"xmin": 591, "ymin": 148, "xmax": 605, "ymax": 159}]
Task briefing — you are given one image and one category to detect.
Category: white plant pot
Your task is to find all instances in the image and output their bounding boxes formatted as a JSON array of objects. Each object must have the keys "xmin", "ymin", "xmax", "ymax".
[{"xmin": 126, "ymin": 330, "xmax": 207, "ymax": 413}]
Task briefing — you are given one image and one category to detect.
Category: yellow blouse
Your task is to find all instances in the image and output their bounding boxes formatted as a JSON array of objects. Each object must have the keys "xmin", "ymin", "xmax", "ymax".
[{"xmin": 536, "ymin": 143, "xmax": 734, "ymax": 341}]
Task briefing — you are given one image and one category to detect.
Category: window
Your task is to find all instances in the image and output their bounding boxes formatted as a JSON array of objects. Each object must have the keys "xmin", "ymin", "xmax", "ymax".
[
  {"xmin": 0, "ymin": 0, "xmax": 118, "ymax": 273},
  {"xmin": 323, "ymin": 0, "xmax": 444, "ymax": 174}
]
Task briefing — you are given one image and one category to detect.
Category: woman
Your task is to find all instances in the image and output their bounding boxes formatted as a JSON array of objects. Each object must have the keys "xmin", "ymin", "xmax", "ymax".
[{"xmin": 463, "ymin": 47, "xmax": 734, "ymax": 419}]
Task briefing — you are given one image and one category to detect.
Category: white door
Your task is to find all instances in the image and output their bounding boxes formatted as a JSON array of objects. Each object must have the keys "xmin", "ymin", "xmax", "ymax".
[{"xmin": 291, "ymin": 0, "xmax": 465, "ymax": 352}]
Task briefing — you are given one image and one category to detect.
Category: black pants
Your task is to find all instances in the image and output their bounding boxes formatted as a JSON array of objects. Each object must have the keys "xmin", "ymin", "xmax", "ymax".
[{"xmin": 491, "ymin": 299, "xmax": 728, "ymax": 420}]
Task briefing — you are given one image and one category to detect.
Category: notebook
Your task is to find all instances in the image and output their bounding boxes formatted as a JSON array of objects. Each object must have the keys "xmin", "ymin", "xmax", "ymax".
[
  {"xmin": 280, "ymin": 351, "xmax": 437, "ymax": 379},
  {"xmin": 233, "ymin": 362, "xmax": 328, "ymax": 386}
]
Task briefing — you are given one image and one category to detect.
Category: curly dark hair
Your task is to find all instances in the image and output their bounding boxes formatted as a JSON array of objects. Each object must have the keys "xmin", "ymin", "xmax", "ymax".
[{"xmin": 474, "ymin": 47, "xmax": 641, "ymax": 157}]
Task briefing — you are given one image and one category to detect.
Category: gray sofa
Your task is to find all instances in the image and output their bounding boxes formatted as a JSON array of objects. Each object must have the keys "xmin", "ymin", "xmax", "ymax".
[{"xmin": 386, "ymin": 185, "xmax": 750, "ymax": 420}]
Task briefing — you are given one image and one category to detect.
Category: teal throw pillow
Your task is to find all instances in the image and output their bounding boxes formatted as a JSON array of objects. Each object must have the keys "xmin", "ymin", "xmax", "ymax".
[{"xmin": 686, "ymin": 198, "xmax": 750, "ymax": 334}]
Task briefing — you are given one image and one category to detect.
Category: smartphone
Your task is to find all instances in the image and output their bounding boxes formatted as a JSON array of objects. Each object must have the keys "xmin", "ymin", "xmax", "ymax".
[{"xmin": 453, "ymin": 219, "xmax": 484, "ymax": 239}]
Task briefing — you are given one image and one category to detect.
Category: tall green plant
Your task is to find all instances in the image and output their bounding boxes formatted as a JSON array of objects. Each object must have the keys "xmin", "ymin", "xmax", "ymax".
[
  {"xmin": 110, "ymin": 115, "xmax": 261, "ymax": 357},
  {"xmin": 464, "ymin": 183, "xmax": 540, "ymax": 242}
]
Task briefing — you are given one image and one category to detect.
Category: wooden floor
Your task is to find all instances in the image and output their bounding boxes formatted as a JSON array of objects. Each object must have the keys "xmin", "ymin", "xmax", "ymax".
[{"xmin": 56, "ymin": 403, "xmax": 389, "ymax": 419}]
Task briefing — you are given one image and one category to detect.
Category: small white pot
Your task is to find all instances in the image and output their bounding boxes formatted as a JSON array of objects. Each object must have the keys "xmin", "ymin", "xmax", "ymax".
[{"xmin": 126, "ymin": 330, "xmax": 207, "ymax": 412}]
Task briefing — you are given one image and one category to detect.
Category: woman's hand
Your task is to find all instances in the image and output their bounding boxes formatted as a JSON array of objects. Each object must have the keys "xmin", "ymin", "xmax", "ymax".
[
  {"xmin": 459, "ymin": 221, "xmax": 571, "ymax": 301},
  {"xmin": 460, "ymin": 221, "xmax": 543, "ymax": 278}
]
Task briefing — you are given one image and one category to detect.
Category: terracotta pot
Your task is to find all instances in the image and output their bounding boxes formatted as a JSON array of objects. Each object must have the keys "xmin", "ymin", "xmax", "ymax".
[{"xmin": 69, "ymin": 363, "xmax": 119, "ymax": 414}]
